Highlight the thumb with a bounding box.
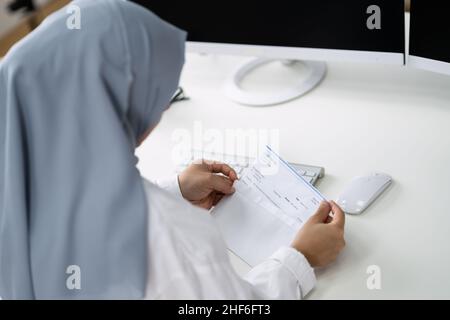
[310,201,331,223]
[208,174,235,195]
[330,201,345,229]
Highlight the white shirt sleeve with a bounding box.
[244,247,316,299]
[150,176,316,300]
[153,175,185,200]
[151,246,316,300]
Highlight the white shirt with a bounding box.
[143,177,316,300]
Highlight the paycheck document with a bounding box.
[212,146,326,267]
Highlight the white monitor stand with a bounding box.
[223,58,327,107]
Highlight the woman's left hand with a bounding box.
[178,161,238,210]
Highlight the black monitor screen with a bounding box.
[132,0,405,55]
[409,1,450,64]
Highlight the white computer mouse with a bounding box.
[336,173,392,215]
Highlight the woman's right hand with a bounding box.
[291,201,346,268]
[178,160,237,210]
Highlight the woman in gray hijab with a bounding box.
[0,0,345,299]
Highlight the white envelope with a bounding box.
[213,181,297,266]
[212,146,325,267]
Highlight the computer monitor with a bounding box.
[409,1,450,75]
[133,0,405,105]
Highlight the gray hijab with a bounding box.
[0,0,186,299]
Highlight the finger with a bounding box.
[310,201,331,223]
[192,197,214,210]
[330,201,345,229]
[209,174,236,194]
[205,161,238,181]
[212,193,225,206]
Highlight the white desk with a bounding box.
[137,51,450,299]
